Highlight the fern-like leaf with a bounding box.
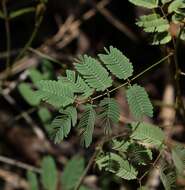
[59,106,77,127]
[36,80,75,108]
[152,32,172,45]
[75,74,94,98]
[131,122,165,147]
[127,143,153,165]
[160,163,176,190]
[49,115,71,143]
[172,145,185,174]
[126,84,153,119]
[75,55,112,91]
[98,46,133,80]
[61,70,94,98]
[136,14,169,33]
[112,139,130,153]
[78,105,96,147]
[128,0,158,8]
[48,106,77,143]
[168,0,185,14]
[96,152,138,180]
[98,98,120,134]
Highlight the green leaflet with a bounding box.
[75,55,112,91]
[27,171,39,190]
[41,156,57,190]
[161,0,172,4]
[9,7,35,19]
[37,107,52,124]
[65,70,94,98]
[112,139,130,153]
[49,106,77,143]
[128,0,159,8]
[60,106,78,127]
[136,14,169,33]
[96,152,138,180]
[36,80,75,108]
[172,145,185,174]
[152,32,172,45]
[127,143,153,165]
[136,14,171,45]
[160,163,176,190]
[98,46,133,80]
[29,68,44,86]
[18,83,41,106]
[126,84,153,119]
[62,156,84,190]
[131,122,165,147]
[98,98,120,134]
[168,0,185,14]
[172,13,185,23]
[78,105,96,147]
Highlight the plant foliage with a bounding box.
[96,152,138,180]
[98,46,133,80]
[98,97,120,134]
[62,156,85,190]
[126,85,153,119]
[41,156,57,190]
[131,122,164,147]
[78,105,96,147]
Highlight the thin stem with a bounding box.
[2,0,11,76]
[138,149,163,186]
[0,155,41,173]
[74,145,102,190]
[92,53,173,101]
[15,4,45,60]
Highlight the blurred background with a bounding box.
[0,0,185,189]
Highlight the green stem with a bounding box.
[92,53,173,101]
[15,4,45,61]
[74,144,102,190]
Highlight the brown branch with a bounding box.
[0,155,41,173]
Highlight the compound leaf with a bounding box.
[127,143,153,165]
[48,106,77,143]
[36,80,75,108]
[78,105,96,147]
[96,152,138,180]
[126,84,153,119]
[168,0,185,14]
[128,0,158,8]
[112,139,130,153]
[160,163,176,190]
[131,122,165,147]
[99,98,120,134]
[172,145,185,174]
[152,32,172,45]
[136,14,169,33]
[75,55,112,91]
[98,46,133,80]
